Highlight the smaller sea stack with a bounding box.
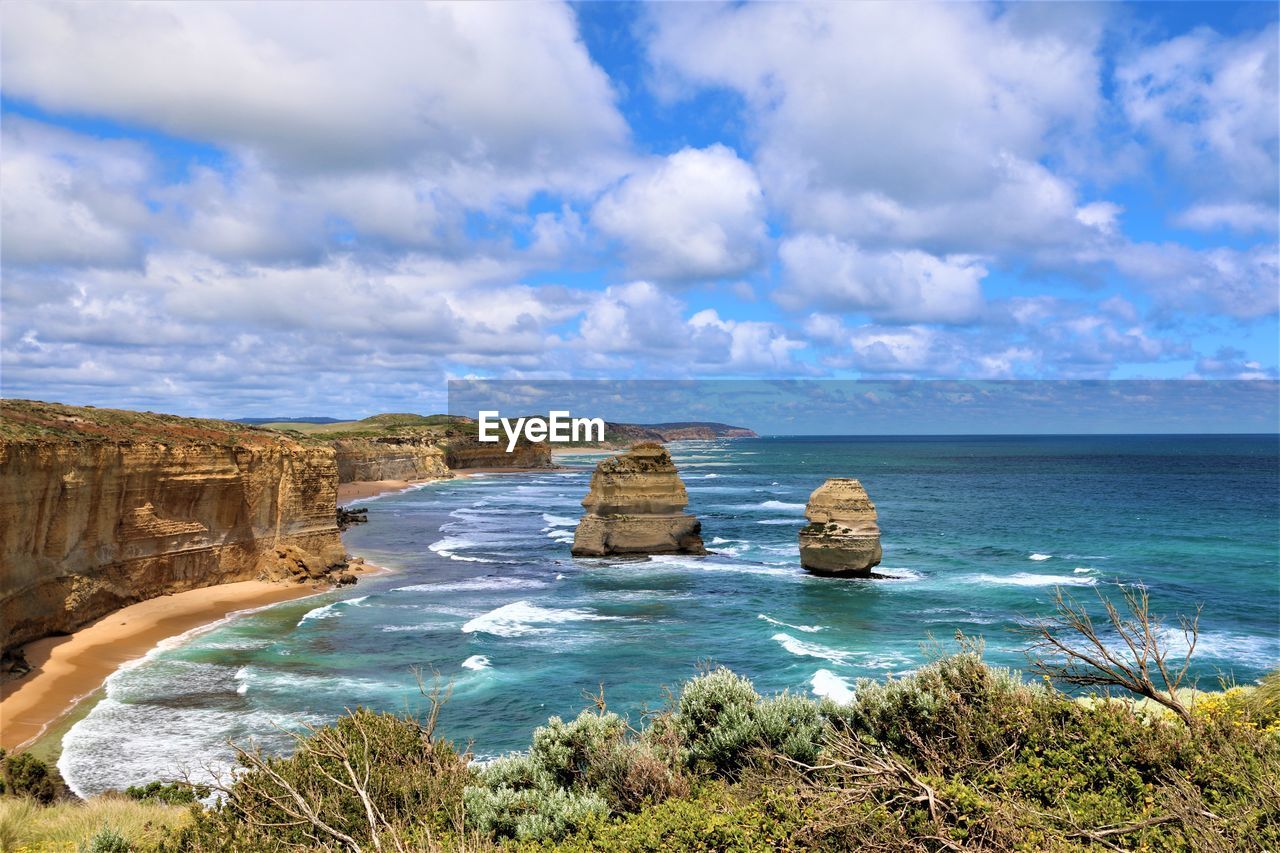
[798,478,882,576]
[571,443,706,557]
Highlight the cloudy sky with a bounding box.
[1,1,1277,417]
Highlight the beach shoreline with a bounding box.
[0,564,386,755]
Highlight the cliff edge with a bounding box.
[571,443,706,557]
[0,400,347,653]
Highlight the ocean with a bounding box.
[59,435,1280,796]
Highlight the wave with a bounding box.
[542,514,578,527]
[462,655,492,671]
[461,600,627,638]
[392,577,547,594]
[811,669,855,703]
[756,500,805,511]
[758,614,822,633]
[757,518,801,525]
[876,568,925,581]
[1029,553,1052,561]
[296,596,368,627]
[1073,566,1094,574]
[966,572,1096,587]
[647,555,795,577]
[771,632,853,666]
[1155,627,1280,667]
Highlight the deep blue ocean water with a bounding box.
[60,435,1280,795]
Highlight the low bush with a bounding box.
[170,706,471,851]
[122,781,208,806]
[17,632,1270,851]
[0,749,66,804]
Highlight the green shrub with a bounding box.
[174,707,471,850]
[80,825,132,852]
[520,781,814,852]
[464,784,609,842]
[676,667,762,772]
[1,749,62,804]
[529,710,627,790]
[676,668,825,773]
[122,781,208,805]
[480,753,555,791]
[754,692,825,766]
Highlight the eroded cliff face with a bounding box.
[0,401,346,652]
[571,443,706,557]
[443,437,554,470]
[798,478,883,576]
[331,436,451,483]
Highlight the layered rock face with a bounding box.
[0,401,346,652]
[443,436,553,470]
[571,443,706,557]
[331,436,451,483]
[798,478,883,576]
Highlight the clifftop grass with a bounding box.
[0,399,292,446]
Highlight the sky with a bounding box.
[0,1,1277,419]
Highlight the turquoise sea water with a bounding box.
[60,435,1280,796]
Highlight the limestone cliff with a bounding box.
[443,436,554,470]
[571,443,706,557]
[798,478,883,576]
[0,400,346,653]
[331,436,451,483]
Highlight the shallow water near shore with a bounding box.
[60,435,1280,796]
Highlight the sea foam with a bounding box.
[758,614,823,633]
[771,633,853,665]
[461,601,626,638]
[810,669,855,703]
[967,572,1096,587]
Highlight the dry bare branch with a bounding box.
[1022,586,1199,725]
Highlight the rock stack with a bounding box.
[571,443,707,557]
[798,478,882,576]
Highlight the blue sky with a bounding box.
[0,1,1276,418]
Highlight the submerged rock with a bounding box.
[571,443,707,557]
[798,478,882,576]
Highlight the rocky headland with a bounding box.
[798,478,883,576]
[0,400,349,655]
[571,443,706,557]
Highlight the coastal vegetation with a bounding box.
[3,593,1278,851]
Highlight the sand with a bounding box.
[0,580,331,752]
[337,478,412,503]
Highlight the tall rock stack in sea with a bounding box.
[798,478,883,576]
[571,443,707,557]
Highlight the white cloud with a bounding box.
[777,234,986,324]
[687,309,805,372]
[0,118,153,266]
[1090,241,1280,320]
[576,281,689,354]
[1,2,632,200]
[573,282,803,373]
[647,3,1104,251]
[592,145,766,281]
[808,296,1190,378]
[1117,24,1278,203]
[1191,347,1276,380]
[1173,202,1276,234]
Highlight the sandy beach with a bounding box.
[338,478,413,503]
[0,580,332,752]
